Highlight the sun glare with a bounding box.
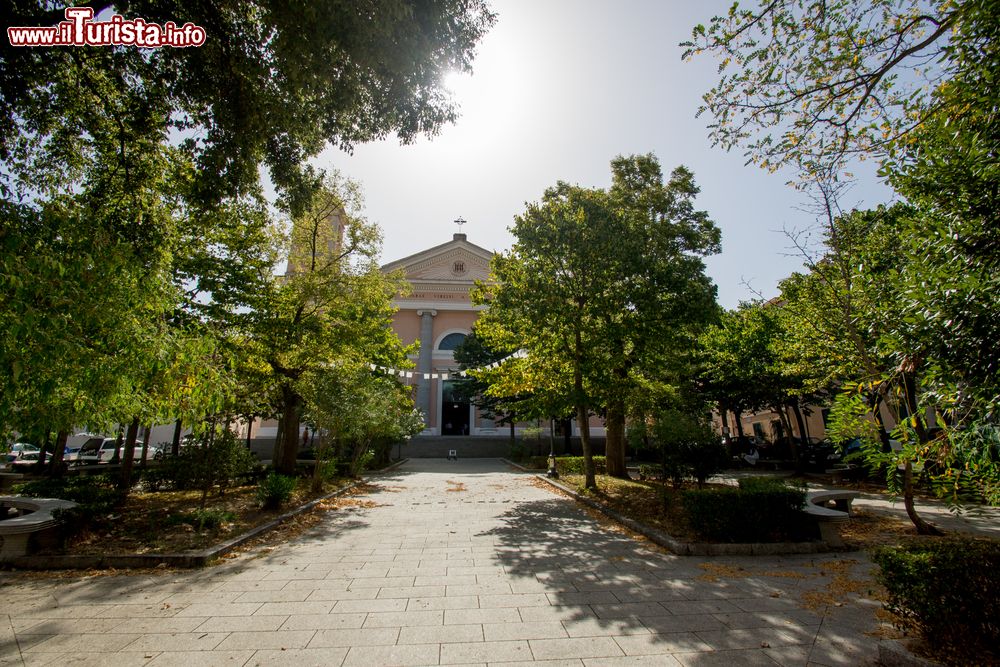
[442,69,469,93]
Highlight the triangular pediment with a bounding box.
[382,235,494,283]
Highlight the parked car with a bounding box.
[61,444,82,463]
[76,437,146,465]
[9,450,41,470]
[799,437,843,471]
[4,442,39,463]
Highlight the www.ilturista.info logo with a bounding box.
[7,7,206,48]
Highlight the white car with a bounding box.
[4,442,39,463]
[77,438,145,465]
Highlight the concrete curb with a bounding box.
[877,639,941,666]
[535,474,839,557]
[5,480,363,571]
[499,458,536,472]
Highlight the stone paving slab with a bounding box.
[1,458,887,665]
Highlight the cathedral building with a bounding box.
[381,231,500,436]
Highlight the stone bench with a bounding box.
[0,496,78,559]
[802,490,859,547]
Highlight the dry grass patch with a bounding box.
[41,479,357,557]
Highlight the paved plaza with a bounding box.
[2,459,886,666]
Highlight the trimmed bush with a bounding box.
[256,472,297,510]
[553,456,606,475]
[871,539,1000,654]
[13,473,122,517]
[682,478,810,542]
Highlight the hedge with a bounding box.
[523,456,606,475]
[871,539,1000,653]
[681,477,811,542]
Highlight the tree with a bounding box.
[687,0,1000,530]
[475,155,720,488]
[1,1,494,469]
[2,1,496,211]
[452,329,523,446]
[301,363,422,478]
[682,0,985,174]
[243,174,411,475]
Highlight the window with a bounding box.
[438,333,467,351]
[452,260,465,274]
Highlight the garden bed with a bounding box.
[541,472,939,554]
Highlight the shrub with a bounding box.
[508,439,526,462]
[871,539,1000,654]
[682,479,810,542]
[14,474,122,517]
[637,464,664,481]
[152,430,260,492]
[256,472,297,510]
[653,411,728,487]
[553,456,606,475]
[526,456,550,470]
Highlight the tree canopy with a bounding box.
[474,154,720,487]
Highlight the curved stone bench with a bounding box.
[0,496,78,559]
[803,490,859,547]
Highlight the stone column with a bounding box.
[416,309,437,428]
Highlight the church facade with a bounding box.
[381,232,502,436]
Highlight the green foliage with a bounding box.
[256,473,298,511]
[553,456,606,476]
[683,0,966,173]
[155,429,260,492]
[508,440,527,462]
[301,361,422,477]
[14,474,122,517]
[526,456,550,470]
[681,480,809,542]
[872,539,1000,654]
[636,464,664,481]
[475,154,721,485]
[651,410,727,487]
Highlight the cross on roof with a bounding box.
[454,217,466,232]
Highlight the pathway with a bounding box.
[1,459,886,666]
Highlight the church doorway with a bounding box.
[441,381,470,436]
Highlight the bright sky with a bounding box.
[316,0,895,309]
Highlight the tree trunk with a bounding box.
[118,417,140,493]
[140,424,151,468]
[903,459,942,535]
[508,419,515,448]
[278,384,302,475]
[604,401,628,478]
[246,415,255,450]
[272,413,284,466]
[788,400,807,471]
[34,430,50,474]
[171,418,182,457]
[563,418,572,455]
[200,419,216,509]
[733,410,745,437]
[899,368,943,536]
[577,403,595,489]
[48,431,67,477]
[720,406,731,443]
[111,424,125,463]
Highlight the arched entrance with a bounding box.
[441,380,470,435]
